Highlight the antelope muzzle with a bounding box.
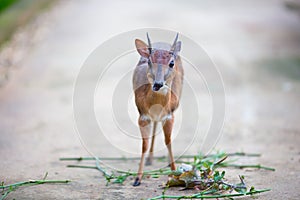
[152,82,163,91]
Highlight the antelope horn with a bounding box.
[171,33,179,52]
[146,32,152,54]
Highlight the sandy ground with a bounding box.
[0,0,300,199]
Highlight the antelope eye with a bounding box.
[169,60,174,68]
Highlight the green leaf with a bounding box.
[151,174,160,178]
[250,186,255,192]
[221,171,225,178]
[113,174,130,184]
[234,186,247,194]
[213,171,223,182]
[203,162,210,169]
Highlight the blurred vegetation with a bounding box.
[262,57,300,80]
[285,0,300,13]
[0,0,54,48]
[0,0,18,13]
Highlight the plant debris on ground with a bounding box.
[60,151,274,199]
[0,172,70,200]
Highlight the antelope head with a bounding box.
[135,33,181,94]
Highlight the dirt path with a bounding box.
[0,0,300,199]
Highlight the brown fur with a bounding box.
[132,39,183,186]
[134,57,183,114]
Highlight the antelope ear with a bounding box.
[135,39,150,58]
[174,41,181,55]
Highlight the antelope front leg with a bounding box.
[163,115,176,170]
[133,116,151,186]
[146,122,157,166]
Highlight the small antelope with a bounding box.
[132,33,183,186]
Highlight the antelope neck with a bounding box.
[147,84,171,105]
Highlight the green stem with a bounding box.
[67,164,97,169]
[67,157,114,179]
[94,157,112,178]
[219,163,275,171]
[226,152,261,157]
[1,179,70,200]
[67,165,172,176]
[1,190,11,200]
[148,188,271,200]
[149,189,217,200]
[116,168,170,174]
[0,180,70,189]
[59,152,261,161]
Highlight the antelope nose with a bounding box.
[153,82,163,91]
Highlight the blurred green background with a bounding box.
[0,0,53,48]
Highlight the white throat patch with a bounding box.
[153,85,169,96]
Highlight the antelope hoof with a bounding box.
[133,177,141,186]
[145,157,152,166]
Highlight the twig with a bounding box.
[0,179,70,189]
[94,157,112,178]
[66,164,172,176]
[42,172,48,180]
[148,188,271,199]
[59,152,261,161]
[151,189,218,200]
[1,190,10,200]
[211,155,228,170]
[67,164,97,169]
[0,179,70,200]
[219,163,275,171]
[220,180,246,189]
